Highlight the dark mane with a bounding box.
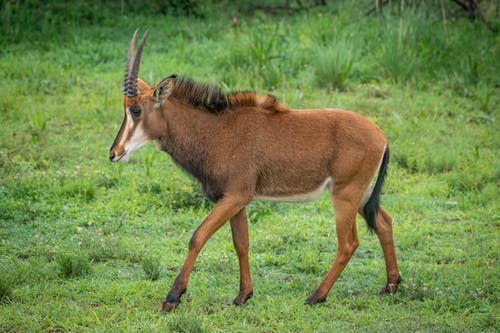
[230,92,290,113]
[169,76,290,114]
[170,76,228,114]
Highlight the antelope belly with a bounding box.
[255,177,332,203]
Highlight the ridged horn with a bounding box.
[124,29,149,98]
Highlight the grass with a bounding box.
[0,0,499,331]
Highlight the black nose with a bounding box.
[109,152,115,161]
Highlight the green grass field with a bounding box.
[0,1,499,331]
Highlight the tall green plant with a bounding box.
[313,37,358,91]
[377,12,425,83]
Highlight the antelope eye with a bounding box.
[130,105,141,118]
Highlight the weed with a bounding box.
[247,201,273,223]
[0,258,56,303]
[30,111,47,144]
[60,180,97,202]
[0,273,13,303]
[249,24,280,69]
[167,314,204,333]
[142,255,161,281]
[165,182,209,211]
[56,253,92,279]
[313,39,356,91]
[474,83,494,114]
[377,13,424,83]
[143,151,157,178]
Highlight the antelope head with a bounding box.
[109,29,173,162]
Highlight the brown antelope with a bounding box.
[109,30,401,312]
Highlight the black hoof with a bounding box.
[379,275,402,296]
[305,293,326,306]
[162,300,179,312]
[233,290,253,306]
[162,288,186,312]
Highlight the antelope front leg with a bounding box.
[162,194,250,312]
[230,208,253,305]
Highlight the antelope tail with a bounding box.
[363,146,390,231]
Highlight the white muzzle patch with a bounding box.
[115,110,151,162]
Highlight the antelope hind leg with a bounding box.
[374,207,402,295]
[306,189,360,305]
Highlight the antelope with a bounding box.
[109,29,401,312]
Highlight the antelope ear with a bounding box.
[153,75,177,102]
[137,78,151,94]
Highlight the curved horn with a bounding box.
[124,29,138,97]
[124,29,148,98]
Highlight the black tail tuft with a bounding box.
[363,146,390,232]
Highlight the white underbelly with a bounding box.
[255,177,332,203]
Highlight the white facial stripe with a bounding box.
[114,107,151,162]
[115,108,132,150]
[124,124,150,154]
[126,107,134,127]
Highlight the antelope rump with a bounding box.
[109,29,401,312]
